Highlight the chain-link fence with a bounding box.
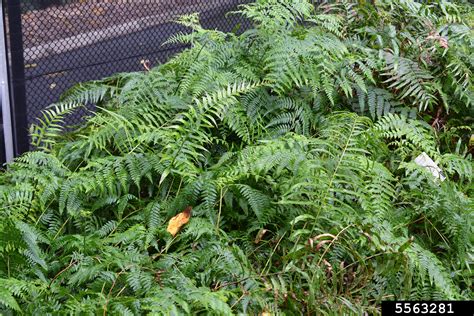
[2,0,252,159]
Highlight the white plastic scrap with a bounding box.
[414,152,446,181]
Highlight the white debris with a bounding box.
[414,152,446,181]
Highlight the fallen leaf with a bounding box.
[308,233,337,249]
[438,37,448,48]
[316,239,332,251]
[167,206,192,237]
[314,233,337,240]
[322,259,332,277]
[254,229,268,244]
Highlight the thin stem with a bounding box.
[317,224,352,266]
[216,187,224,234]
[53,217,70,241]
[261,231,287,277]
[49,259,76,288]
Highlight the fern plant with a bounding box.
[0,0,472,315]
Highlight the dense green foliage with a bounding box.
[1,0,473,314]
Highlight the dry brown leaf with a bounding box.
[308,233,337,249]
[166,206,192,237]
[315,239,332,251]
[314,233,337,240]
[254,229,268,244]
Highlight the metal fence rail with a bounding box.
[1,0,252,162]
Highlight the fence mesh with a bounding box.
[10,0,252,139]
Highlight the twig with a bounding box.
[215,187,225,235]
[103,267,131,316]
[49,258,76,288]
[431,106,443,129]
[260,231,287,277]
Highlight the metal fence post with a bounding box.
[3,0,29,159]
[0,1,13,162]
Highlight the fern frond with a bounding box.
[375,113,439,159]
[382,53,439,112]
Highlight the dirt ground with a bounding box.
[21,0,229,48]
